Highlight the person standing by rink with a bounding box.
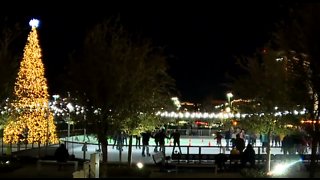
[141,130,152,157]
[171,129,182,154]
[112,130,118,149]
[215,130,223,147]
[82,142,88,160]
[225,128,232,151]
[235,134,245,154]
[158,128,169,153]
[153,129,160,152]
[116,131,125,151]
[135,134,141,149]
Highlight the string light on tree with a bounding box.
[3,19,58,144]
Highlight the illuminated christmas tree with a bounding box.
[3,19,58,144]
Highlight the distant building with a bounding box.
[180,102,199,112]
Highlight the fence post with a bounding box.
[187,146,190,163]
[199,147,201,164]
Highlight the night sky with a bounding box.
[4,1,292,103]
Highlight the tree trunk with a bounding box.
[1,137,4,155]
[100,138,108,163]
[99,136,108,178]
[119,141,122,162]
[266,130,271,173]
[37,143,41,158]
[100,162,108,178]
[128,135,133,167]
[309,134,318,178]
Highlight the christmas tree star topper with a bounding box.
[29,19,39,28]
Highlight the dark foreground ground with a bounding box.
[1,146,320,178]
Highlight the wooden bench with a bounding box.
[152,152,176,173]
[171,154,217,174]
[171,153,274,173]
[37,159,78,171]
[174,162,218,174]
[171,153,216,163]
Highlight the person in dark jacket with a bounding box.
[153,129,160,152]
[282,134,294,155]
[235,134,245,153]
[116,131,125,151]
[158,128,169,153]
[141,131,152,157]
[241,143,256,168]
[225,129,232,150]
[170,129,182,154]
[135,134,141,149]
[54,143,69,170]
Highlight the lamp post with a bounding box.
[226,92,234,127]
[66,102,74,154]
[53,94,60,102]
[226,92,233,108]
[83,114,86,142]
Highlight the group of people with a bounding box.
[213,128,256,170]
[215,132,256,170]
[217,127,312,170]
[112,131,128,151]
[110,128,183,157]
[137,128,182,157]
[281,133,310,155]
[215,143,256,171]
[223,128,247,151]
[54,126,312,172]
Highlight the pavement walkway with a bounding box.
[0,146,320,178]
[1,145,245,178]
[1,136,319,178]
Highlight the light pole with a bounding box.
[53,94,60,102]
[83,114,86,142]
[226,92,234,129]
[226,92,233,108]
[66,102,74,154]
